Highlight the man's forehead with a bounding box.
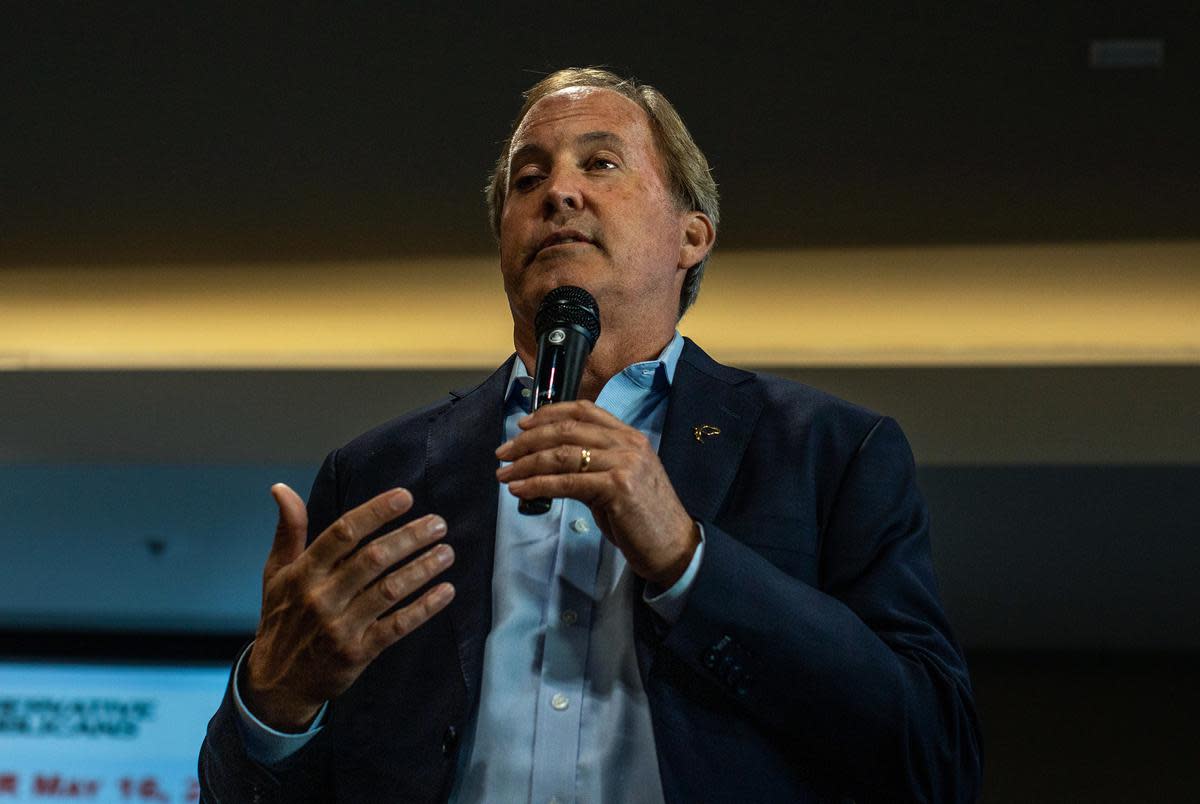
[510,86,650,151]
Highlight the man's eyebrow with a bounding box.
[508,141,548,168]
[575,131,626,150]
[508,131,628,170]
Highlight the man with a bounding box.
[200,67,982,802]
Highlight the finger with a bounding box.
[506,471,609,505]
[498,444,607,483]
[496,419,619,461]
[265,483,308,579]
[306,487,413,570]
[519,399,625,430]
[330,514,448,602]
[362,581,456,657]
[346,540,454,625]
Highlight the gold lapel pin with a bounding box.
[693,424,721,443]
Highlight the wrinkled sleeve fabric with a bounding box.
[231,642,328,765]
[198,450,343,803]
[661,417,983,802]
[642,524,705,625]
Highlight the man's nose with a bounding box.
[541,171,582,216]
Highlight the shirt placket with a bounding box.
[529,499,603,804]
[523,361,665,804]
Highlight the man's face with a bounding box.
[498,87,691,335]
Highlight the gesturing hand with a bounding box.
[495,400,699,588]
[243,484,456,732]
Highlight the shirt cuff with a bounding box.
[231,641,327,766]
[642,522,706,624]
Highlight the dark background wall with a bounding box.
[4,2,1198,263]
[3,3,1198,801]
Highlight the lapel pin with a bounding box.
[693,424,721,443]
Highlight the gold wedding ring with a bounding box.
[578,447,592,473]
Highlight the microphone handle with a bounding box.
[517,491,555,516]
[518,325,592,516]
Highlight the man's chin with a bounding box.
[520,261,604,299]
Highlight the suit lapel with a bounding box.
[635,339,763,679]
[659,339,762,522]
[426,357,512,707]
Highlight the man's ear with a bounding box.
[678,211,716,271]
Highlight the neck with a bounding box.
[514,326,675,403]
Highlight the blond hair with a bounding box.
[485,67,719,319]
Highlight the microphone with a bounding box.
[518,285,602,516]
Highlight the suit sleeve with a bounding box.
[660,417,983,802]
[198,451,343,803]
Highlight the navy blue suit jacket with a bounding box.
[200,339,982,802]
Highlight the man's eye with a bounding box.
[588,157,618,170]
[513,173,543,191]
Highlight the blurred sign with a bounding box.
[0,662,229,802]
[1088,38,1164,69]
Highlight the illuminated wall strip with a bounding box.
[1,241,1197,369]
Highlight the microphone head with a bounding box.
[534,286,601,347]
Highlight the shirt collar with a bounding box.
[504,331,684,411]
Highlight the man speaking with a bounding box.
[199,67,982,802]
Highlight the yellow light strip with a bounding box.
[1,241,1197,369]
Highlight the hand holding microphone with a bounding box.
[518,285,602,515]
[499,286,698,587]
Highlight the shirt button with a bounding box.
[571,518,590,533]
[521,387,532,398]
[550,693,569,711]
[561,609,578,626]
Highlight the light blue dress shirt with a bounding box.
[234,332,705,804]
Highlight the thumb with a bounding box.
[266,482,308,576]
